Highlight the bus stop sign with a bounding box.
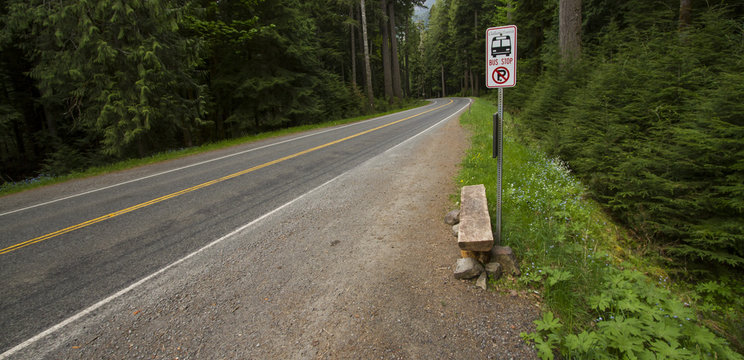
[486,25,517,88]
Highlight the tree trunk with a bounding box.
[136,137,146,157]
[404,47,410,97]
[679,0,692,30]
[388,1,403,100]
[470,69,474,96]
[474,10,478,40]
[474,69,479,97]
[559,0,582,62]
[464,58,469,96]
[182,126,193,148]
[350,5,357,88]
[473,10,478,96]
[216,108,225,140]
[360,0,374,110]
[12,118,26,158]
[441,64,446,97]
[38,88,57,138]
[380,0,393,103]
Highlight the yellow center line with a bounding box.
[0,99,455,255]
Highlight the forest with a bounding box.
[422,0,743,355]
[416,0,744,274]
[0,0,429,182]
[1,0,743,353]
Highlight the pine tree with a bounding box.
[360,0,375,109]
[7,0,206,157]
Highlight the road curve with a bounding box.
[0,97,471,355]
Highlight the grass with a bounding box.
[456,97,743,359]
[0,100,427,197]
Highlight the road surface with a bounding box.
[0,99,463,351]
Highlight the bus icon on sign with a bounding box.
[491,34,511,57]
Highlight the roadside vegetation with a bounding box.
[457,98,742,359]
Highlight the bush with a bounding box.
[458,97,742,359]
[517,6,744,273]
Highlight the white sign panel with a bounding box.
[486,25,517,88]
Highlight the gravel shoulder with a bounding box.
[13,109,539,359]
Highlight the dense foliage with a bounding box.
[0,0,424,183]
[518,2,744,275]
[461,97,743,360]
[424,0,743,356]
[418,0,744,275]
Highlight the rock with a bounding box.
[451,224,459,237]
[444,209,460,225]
[476,272,488,290]
[476,251,490,264]
[484,262,502,280]
[453,257,483,280]
[489,246,521,276]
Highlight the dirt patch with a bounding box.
[27,110,539,359]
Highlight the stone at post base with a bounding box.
[476,251,490,264]
[444,209,460,225]
[489,246,521,276]
[476,272,488,290]
[485,262,502,280]
[453,257,484,280]
[451,224,459,238]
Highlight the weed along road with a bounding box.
[0,98,475,357]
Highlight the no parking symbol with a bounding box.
[491,67,509,84]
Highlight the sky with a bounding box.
[413,0,436,23]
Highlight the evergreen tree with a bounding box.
[6,0,206,158]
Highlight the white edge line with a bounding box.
[0,100,440,217]
[384,98,472,154]
[0,98,464,359]
[0,172,345,360]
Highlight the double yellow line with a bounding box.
[0,99,454,255]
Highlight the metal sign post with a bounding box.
[486,25,517,245]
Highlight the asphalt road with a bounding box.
[0,97,471,355]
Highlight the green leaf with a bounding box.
[649,340,694,360]
[546,269,573,286]
[685,325,717,352]
[535,339,555,360]
[564,330,599,354]
[589,292,613,312]
[535,311,562,333]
